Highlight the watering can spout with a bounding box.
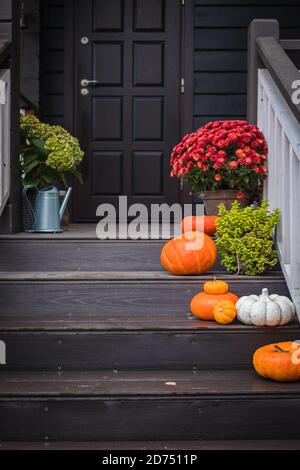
[60,187,72,221]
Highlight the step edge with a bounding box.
[1,393,300,400]
[0,271,286,282]
[1,326,299,333]
[1,440,300,450]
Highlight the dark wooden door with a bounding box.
[73,0,181,221]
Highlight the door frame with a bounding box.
[63,0,194,220]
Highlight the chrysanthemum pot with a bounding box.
[192,190,249,216]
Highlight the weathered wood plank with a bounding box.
[1,397,300,440]
[0,224,181,239]
[40,50,64,72]
[40,72,64,93]
[0,240,168,271]
[2,315,297,331]
[40,94,64,115]
[0,0,12,20]
[194,28,247,50]
[195,73,246,94]
[0,279,290,316]
[195,6,300,28]
[0,240,282,272]
[41,4,64,28]
[194,95,246,116]
[3,440,300,450]
[1,326,297,371]
[41,29,64,50]
[195,51,247,72]
[2,370,300,396]
[194,28,300,51]
[0,271,285,281]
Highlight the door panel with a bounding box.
[73,0,181,221]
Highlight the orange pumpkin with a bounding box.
[160,231,217,275]
[253,342,300,382]
[181,216,219,236]
[191,290,239,320]
[204,277,228,295]
[213,300,237,324]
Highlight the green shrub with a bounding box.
[215,201,280,275]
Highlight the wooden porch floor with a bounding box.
[0,224,182,240]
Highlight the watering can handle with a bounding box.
[23,185,37,222]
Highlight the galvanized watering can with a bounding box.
[23,186,72,233]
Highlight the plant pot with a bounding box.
[193,190,249,216]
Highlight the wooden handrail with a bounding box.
[249,20,300,318]
[256,36,300,124]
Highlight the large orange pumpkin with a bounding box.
[253,342,300,382]
[160,231,217,275]
[181,216,219,236]
[191,288,239,320]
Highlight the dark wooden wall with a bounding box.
[194,0,300,129]
[20,0,40,109]
[39,0,300,130]
[0,0,11,40]
[40,0,64,125]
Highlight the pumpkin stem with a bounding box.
[274,345,290,353]
[213,276,217,282]
[261,288,270,298]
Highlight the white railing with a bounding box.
[258,68,300,317]
[0,68,10,216]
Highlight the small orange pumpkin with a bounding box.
[253,342,300,382]
[181,216,219,236]
[204,277,228,295]
[191,290,239,320]
[213,300,237,324]
[160,231,217,275]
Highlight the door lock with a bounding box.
[81,88,89,96]
[81,37,89,45]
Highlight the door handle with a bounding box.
[80,79,100,87]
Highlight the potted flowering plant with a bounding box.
[20,114,84,230]
[20,114,84,187]
[170,120,268,215]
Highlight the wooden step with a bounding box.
[2,440,300,450]
[0,239,281,273]
[0,273,289,317]
[0,317,298,371]
[1,370,300,441]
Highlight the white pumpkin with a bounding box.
[236,288,295,326]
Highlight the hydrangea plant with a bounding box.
[215,201,280,275]
[20,114,84,187]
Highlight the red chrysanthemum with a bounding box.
[170,119,268,195]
